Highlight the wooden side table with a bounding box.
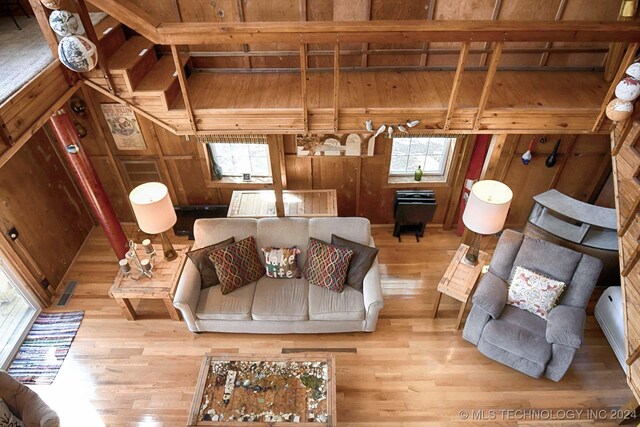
[432,243,489,330]
[109,243,190,321]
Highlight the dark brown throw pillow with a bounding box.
[186,237,235,289]
[331,234,379,293]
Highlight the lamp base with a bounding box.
[462,231,481,266]
[160,231,177,261]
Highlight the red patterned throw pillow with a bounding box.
[303,238,354,293]
[209,236,264,295]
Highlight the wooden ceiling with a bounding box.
[117,0,622,71]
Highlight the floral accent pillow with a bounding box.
[507,266,566,319]
[303,238,353,293]
[209,236,264,295]
[262,247,302,279]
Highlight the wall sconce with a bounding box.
[70,97,87,115]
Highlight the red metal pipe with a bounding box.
[48,109,129,260]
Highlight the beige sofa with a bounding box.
[173,217,383,333]
[0,371,59,427]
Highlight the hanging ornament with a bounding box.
[49,10,79,37]
[545,139,561,168]
[387,126,394,138]
[373,124,386,139]
[626,62,640,80]
[606,98,634,122]
[615,76,640,102]
[58,35,98,72]
[40,0,62,9]
[74,120,88,138]
[521,138,534,165]
[365,120,373,132]
[70,97,87,115]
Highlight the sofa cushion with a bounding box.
[186,237,235,289]
[195,283,256,320]
[512,236,582,285]
[309,217,370,246]
[209,236,264,295]
[507,266,565,319]
[257,218,310,265]
[331,234,378,293]
[251,277,309,321]
[304,238,353,293]
[262,247,302,279]
[309,284,365,321]
[481,316,552,366]
[194,218,257,248]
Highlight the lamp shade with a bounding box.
[129,182,176,234]
[462,180,513,235]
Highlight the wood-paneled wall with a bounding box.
[0,127,93,298]
[78,86,613,229]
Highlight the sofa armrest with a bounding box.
[174,259,201,332]
[471,272,508,319]
[546,305,586,349]
[363,237,383,332]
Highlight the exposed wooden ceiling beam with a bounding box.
[156,20,640,45]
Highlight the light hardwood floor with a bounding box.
[31,225,632,427]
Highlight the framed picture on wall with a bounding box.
[100,104,146,150]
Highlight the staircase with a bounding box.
[83,17,189,125]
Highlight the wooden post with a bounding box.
[268,136,285,217]
[73,0,115,93]
[300,43,309,133]
[474,42,503,130]
[171,45,197,133]
[333,44,340,132]
[444,42,470,131]
[48,109,128,259]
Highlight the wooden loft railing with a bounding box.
[6,0,638,140]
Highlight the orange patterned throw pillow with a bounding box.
[303,238,353,293]
[507,266,566,319]
[209,236,264,295]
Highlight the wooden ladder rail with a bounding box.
[73,0,116,94]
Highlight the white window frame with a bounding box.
[388,137,454,177]
[207,143,272,178]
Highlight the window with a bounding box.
[389,137,454,177]
[207,143,272,178]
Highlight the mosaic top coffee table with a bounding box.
[187,353,336,426]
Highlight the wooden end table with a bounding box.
[109,243,190,321]
[432,243,489,330]
[188,353,336,426]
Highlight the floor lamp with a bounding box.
[129,182,178,261]
[462,180,513,266]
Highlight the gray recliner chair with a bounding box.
[462,229,602,381]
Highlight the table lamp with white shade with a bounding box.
[129,182,178,261]
[462,180,513,266]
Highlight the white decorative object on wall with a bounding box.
[365,120,373,132]
[373,124,386,139]
[49,10,79,37]
[58,35,98,72]
[626,62,640,80]
[40,0,62,9]
[606,98,634,122]
[406,119,420,128]
[615,76,640,102]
